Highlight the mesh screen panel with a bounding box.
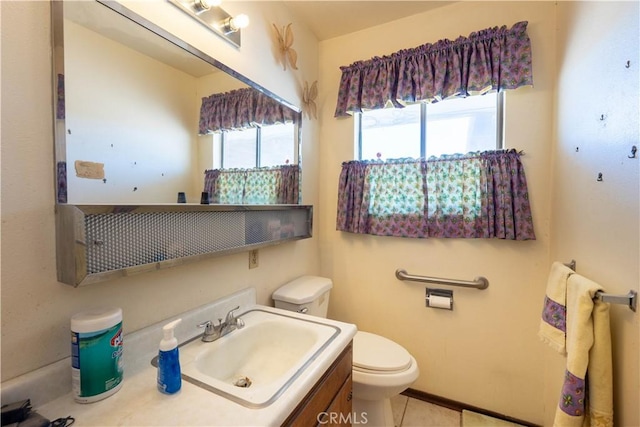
[85,209,308,274]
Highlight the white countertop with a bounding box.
[38,331,354,426]
[8,289,356,426]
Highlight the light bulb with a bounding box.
[230,14,249,30]
[221,13,250,34]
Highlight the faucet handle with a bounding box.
[198,319,223,342]
[224,306,240,323]
[197,320,215,334]
[197,319,222,335]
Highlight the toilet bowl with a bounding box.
[272,276,419,427]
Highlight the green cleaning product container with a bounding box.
[71,307,123,403]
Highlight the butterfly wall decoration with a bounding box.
[303,80,318,120]
[273,23,298,71]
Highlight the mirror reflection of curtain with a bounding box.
[57,74,65,120]
[199,87,296,134]
[205,169,244,204]
[204,165,300,205]
[200,87,299,204]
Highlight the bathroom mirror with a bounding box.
[53,0,302,205]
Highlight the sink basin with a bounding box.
[153,308,341,408]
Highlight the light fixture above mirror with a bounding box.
[193,0,221,13]
[168,0,249,48]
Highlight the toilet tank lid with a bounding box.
[273,276,333,304]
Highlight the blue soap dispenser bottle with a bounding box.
[157,318,182,394]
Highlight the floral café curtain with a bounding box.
[199,87,297,134]
[204,164,300,205]
[336,150,535,240]
[334,21,533,116]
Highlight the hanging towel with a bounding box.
[538,262,575,355]
[553,273,613,427]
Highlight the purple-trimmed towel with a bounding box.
[552,274,613,427]
[539,263,614,426]
[538,262,575,355]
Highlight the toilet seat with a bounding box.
[352,331,412,373]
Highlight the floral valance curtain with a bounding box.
[204,164,299,204]
[336,150,535,240]
[334,21,533,116]
[199,88,296,134]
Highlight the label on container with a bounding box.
[157,348,182,394]
[71,322,123,402]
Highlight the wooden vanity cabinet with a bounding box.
[282,342,353,427]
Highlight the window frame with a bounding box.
[355,92,505,160]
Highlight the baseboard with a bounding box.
[401,388,540,427]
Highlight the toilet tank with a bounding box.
[272,276,333,318]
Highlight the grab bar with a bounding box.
[564,260,637,312]
[395,269,489,290]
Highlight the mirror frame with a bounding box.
[52,0,303,205]
[51,0,312,287]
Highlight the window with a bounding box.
[221,122,296,169]
[356,92,504,160]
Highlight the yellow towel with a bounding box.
[538,262,575,355]
[553,274,613,427]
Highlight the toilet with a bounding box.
[272,276,419,427]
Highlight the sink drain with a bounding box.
[233,377,252,388]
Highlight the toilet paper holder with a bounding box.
[426,288,453,310]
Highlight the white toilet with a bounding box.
[272,276,419,427]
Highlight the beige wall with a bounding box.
[0,0,320,381]
[550,2,639,426]
[318,1,638,425]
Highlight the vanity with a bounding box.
[17,288,356,426]
[284,343,353,426]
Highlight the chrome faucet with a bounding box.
[197,306,245,342]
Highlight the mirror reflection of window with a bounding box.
[221,123,295,168]
[261,122,295,167]
[222,129,257,169]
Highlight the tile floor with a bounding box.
[391,394,461,427]
[390,395,526,427]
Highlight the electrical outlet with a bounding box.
[249,250,259,269]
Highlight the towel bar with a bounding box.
[564,260,637,312]
[395,269,489,290]
[595,290,637,312]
